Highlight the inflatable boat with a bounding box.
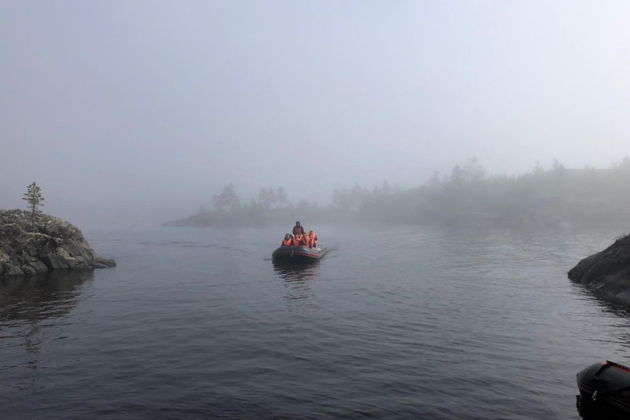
[272,245,327,262]
[576,361,630,419]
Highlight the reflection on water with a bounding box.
[0,270,93,324]
[596,294,630,317]
[273,260,321,301]
[0,270,93,390]
[569,280,630,317]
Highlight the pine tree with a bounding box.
[22,182,44,231]
[213,184,241,212]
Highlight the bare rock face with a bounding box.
[568,235,630,302]
[0,210,115,277]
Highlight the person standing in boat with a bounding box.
[292,221,305,236]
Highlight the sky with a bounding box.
[1,0,629,227]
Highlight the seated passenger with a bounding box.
[281,233,294,247]
[307,230,318,248]
[294,233,307,247]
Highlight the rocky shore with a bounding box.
[0,210,115,277]
[568,234,630,302]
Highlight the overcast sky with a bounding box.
[2,1,629,226]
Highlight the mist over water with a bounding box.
[2,1,630,226]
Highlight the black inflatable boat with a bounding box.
[272,245,327,262]
[576,361,630,419]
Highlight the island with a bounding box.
[0,209,115,277]
[568,234,630,303]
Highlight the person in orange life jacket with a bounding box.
[292,221,305,236]
[281,233,294,247]
[294,233,307,247]
[304,231,312,248]
[307,230,318,248]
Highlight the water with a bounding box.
[1,224,629,419]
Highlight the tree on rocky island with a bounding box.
[275,187,289,208]
[22,182,44,231]
[258,186,290,209]
[213,184,241,212]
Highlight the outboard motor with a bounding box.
[576,361,630,419]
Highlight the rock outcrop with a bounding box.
[0,210,115,277]
[568,234,630,302]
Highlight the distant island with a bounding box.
[0,209,116,277]
[167,159,630,229]
[569,234,630,304]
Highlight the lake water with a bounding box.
[2,224,630,419]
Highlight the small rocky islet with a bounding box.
[568,234,630,303]
[0,209,115,277]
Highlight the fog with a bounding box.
[2,1,629,228]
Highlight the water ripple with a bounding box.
[2,226,628,419]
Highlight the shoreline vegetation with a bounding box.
[166,158,630,230]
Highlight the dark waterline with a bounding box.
[1,224,629,419]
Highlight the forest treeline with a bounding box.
[360,158,630,228]
[166,158,630,228]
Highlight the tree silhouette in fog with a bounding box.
[213,184,241,212]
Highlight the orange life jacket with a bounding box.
[295,234,306,246]
[306,231,317,247]
[282,238,293,246]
